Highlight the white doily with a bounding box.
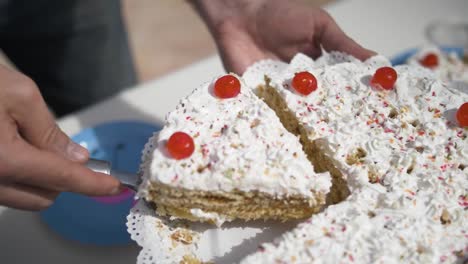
[127,199,302,264]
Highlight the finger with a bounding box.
[318,13,376,61]
[300,42,323,60]
[0,183,58,211]
[217,38,264,75]
[10,139,121,196]
[0,67,88,162]
[216,22,277,74]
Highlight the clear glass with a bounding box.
[426,20,468,48]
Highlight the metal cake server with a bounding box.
[86,158,138,191]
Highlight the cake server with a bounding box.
[86,158,138,191]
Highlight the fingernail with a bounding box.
[67,142,89,162]
[110,184,125,195]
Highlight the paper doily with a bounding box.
[127,199,304,263]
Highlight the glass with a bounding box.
[426,20,468,48]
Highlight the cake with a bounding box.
[137,74,331,225]
[238,53,468,263]
[134,51,467,263]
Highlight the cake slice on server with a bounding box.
[137,74,331,225]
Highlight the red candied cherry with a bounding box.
[214,75,241,98]
[456,102,468,127]
[370,67,398,90]
[166,132,194,160]
[292,71,318,95]
[419,53,439,68]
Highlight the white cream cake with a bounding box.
[137,74,331,225]
[239,52,468,263]
[135,51,467,262]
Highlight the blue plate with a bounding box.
[41,120,160,245]
[391,46,464,66]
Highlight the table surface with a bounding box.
[1,0,467,263]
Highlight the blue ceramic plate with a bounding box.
[390,46,464,66]
[41,120,160,245]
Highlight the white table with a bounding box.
[0,0,466,263]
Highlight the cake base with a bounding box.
[147,183,325,224]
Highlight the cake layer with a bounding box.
[147,182,325,226]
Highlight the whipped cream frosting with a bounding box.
[138,75,331,201]
[241,52,468,263]
[189,208,227,227]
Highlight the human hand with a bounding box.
[0,65,121,211]
[192,0,375,74]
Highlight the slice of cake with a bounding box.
[137,74,331,225]
[239,53,467,263]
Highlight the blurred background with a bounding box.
[0,0,330,82]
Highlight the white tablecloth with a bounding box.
[0,0,466,263]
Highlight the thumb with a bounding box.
[5,75,88,162]
[37,124,90,163]
[20,113,89,163]
[214,21,272,75]
[11,140,121,196]
[318,11,376,61]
